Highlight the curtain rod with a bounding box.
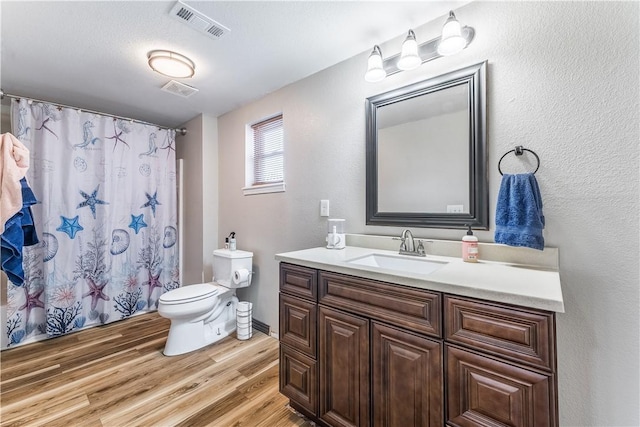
[0,89,187,136]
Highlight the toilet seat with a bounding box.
[159,283,218,305]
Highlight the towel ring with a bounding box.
[498,146,540,176]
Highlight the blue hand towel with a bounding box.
[1,178,39,286]
[19,178,39,247]
[494,173,545,250]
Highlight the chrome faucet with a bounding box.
[398,229,428,257]
[401,229,415,253]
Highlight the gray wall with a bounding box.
[216,2,639,425]
[201,114,219,283]
[176,113,219,285]
[176,115,203,285]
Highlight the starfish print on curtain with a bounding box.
[82,278,110,311]
[77,185,109,219]
[57,215,84,239]
[141,191,161,218]
[105,119,131,152]
[18,285,44,325]
[129,214,147,234]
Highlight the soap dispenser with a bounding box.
[462,225,478,263]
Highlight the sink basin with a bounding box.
[347,253,447,275]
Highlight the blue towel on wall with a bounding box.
[494,173,545,250]
[1,178,39,286]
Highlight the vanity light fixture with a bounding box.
[147,50,195,79]
[437,11,466,56]
[397,30,421,71]
[364,11,474,82]
[364,45,387,83]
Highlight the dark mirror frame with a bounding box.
[365,61,488,229]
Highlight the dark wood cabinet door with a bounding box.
[280,345,318,416]
[372,322,443,427]
[446,345,555,427]
[319,306,370,427]
[280,293,317,358]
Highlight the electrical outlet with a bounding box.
[320,200,330,217]
[447,204,464,213]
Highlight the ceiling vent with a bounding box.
[161,80,199,98]
[169,1,230,39]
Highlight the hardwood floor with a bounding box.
[0,312,313,427]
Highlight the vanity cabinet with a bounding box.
[279,264,319,416]
[278,262,558,427]
[444,295,557,427]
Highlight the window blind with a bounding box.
[251,115,284,185]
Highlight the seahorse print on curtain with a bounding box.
[6,99,179,346]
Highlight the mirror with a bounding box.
[366,61,487,229]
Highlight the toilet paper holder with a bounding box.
[233,268,253,285]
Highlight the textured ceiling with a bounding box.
[1,1,468,128]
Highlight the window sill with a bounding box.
[242,182,286,196]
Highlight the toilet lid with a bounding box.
[159,283,219,305]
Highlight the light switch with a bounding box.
[320,200,330,217]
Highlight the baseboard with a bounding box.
[252,318,270,335]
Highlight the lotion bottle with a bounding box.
[462,225,478,263]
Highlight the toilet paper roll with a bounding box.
[237,301,252,312]
[233,268,250,285]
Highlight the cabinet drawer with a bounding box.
[444,296,555,371]
[280,293,317,358]
[319,271,441,337]
[280,345,318,417]
[280,263,317,301]
[446,345,555,427]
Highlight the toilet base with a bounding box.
[163,294,239,356]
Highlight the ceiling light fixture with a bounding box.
[397,30,421,71]
[147,50,195,79]
[364,11,474,82]
[364,45,387,83]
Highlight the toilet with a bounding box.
[158,249,253,356]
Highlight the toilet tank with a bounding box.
[213,249,253,288]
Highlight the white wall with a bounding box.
[216,2,639,425]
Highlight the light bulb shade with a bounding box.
[437,11,467,56]
[364,45,386,82]
[397,30,421,71]
[148,50,195,78]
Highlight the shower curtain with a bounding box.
[5,99,179,346]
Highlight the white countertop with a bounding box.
[275,246,564,313]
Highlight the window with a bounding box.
[243,114,285,195]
